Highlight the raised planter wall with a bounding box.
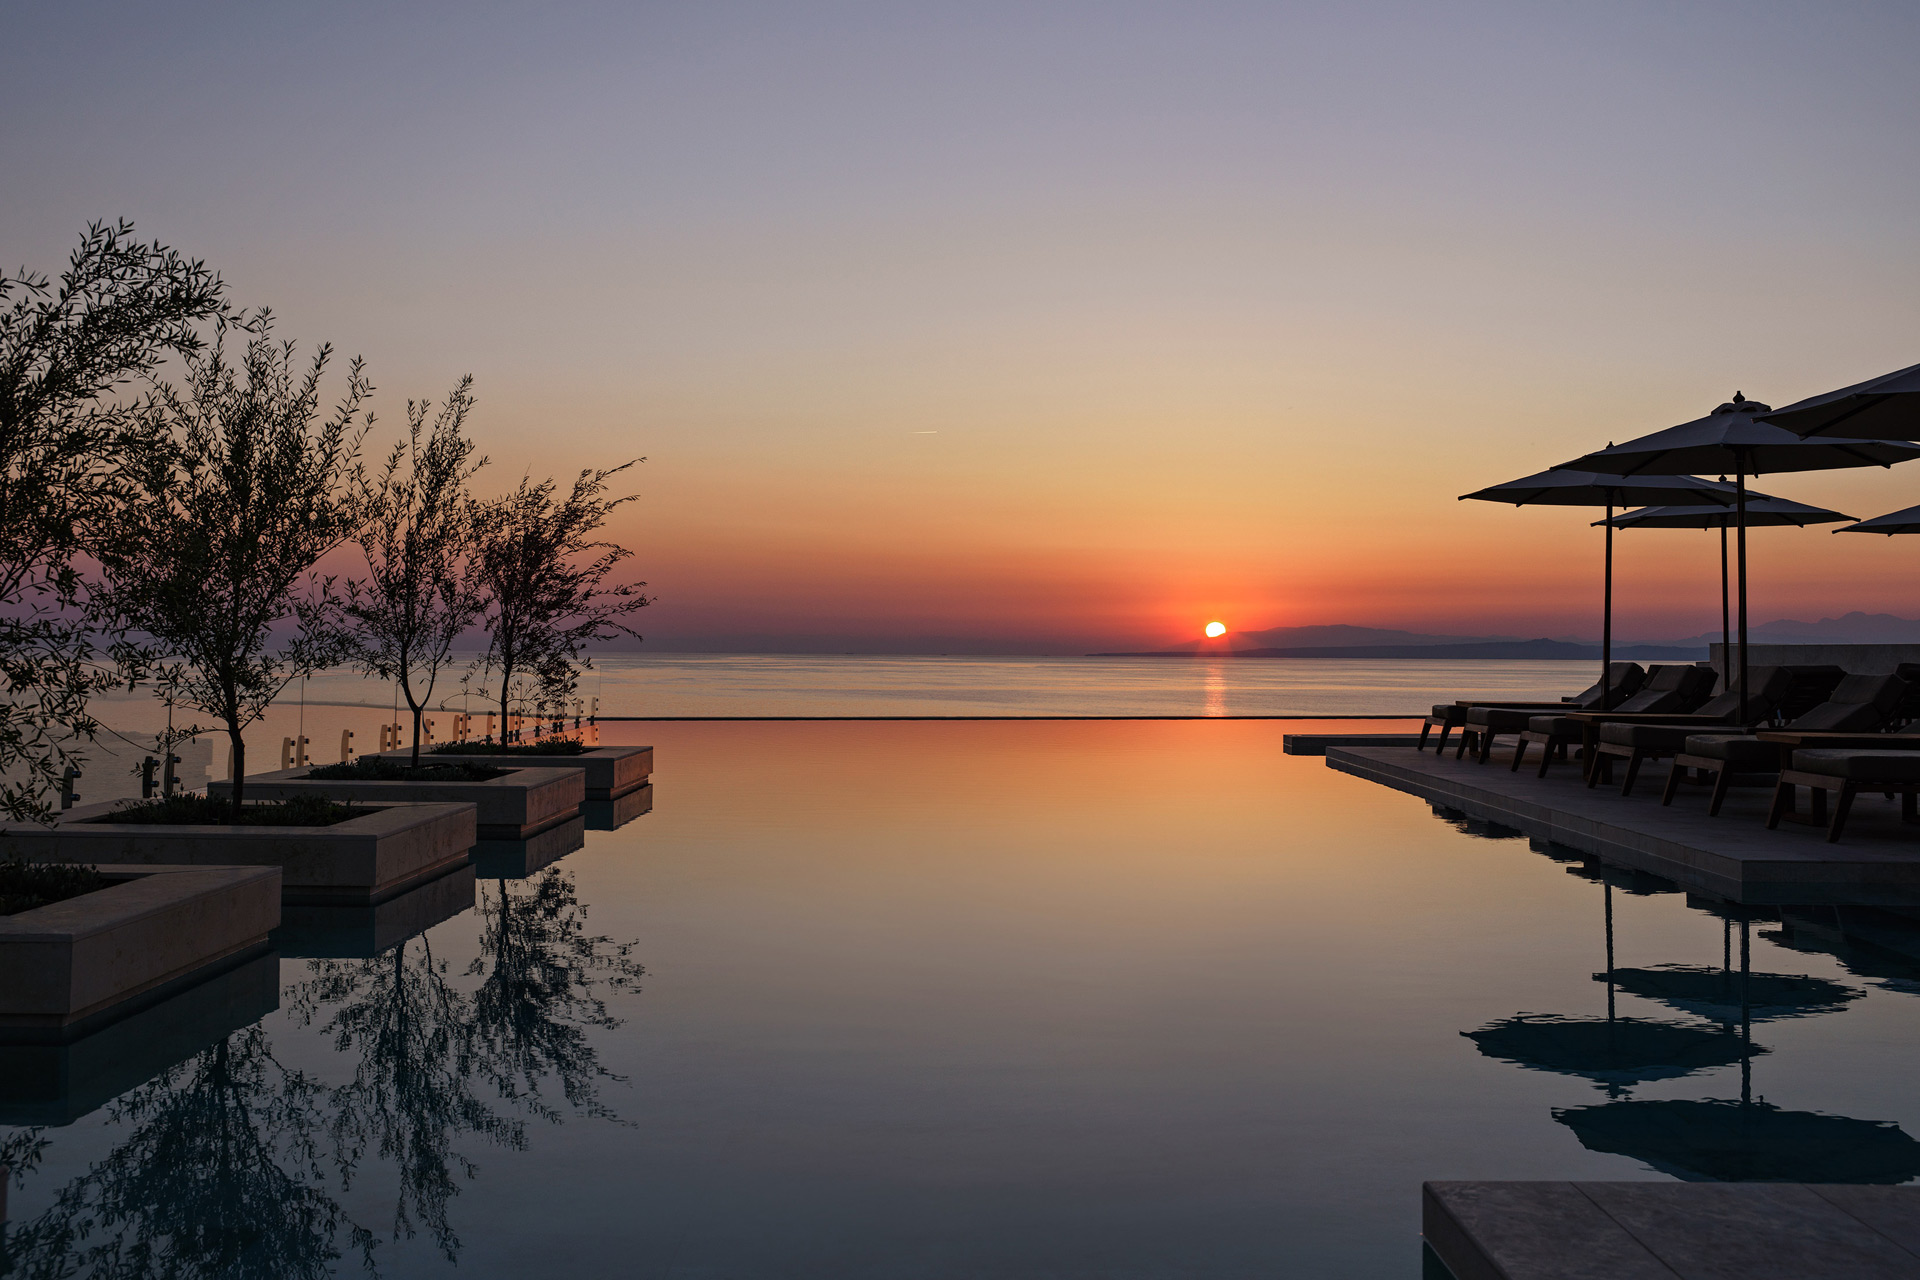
[0,802,477,904]
[0,865,280,1041]
[378,744,652,800]
[214,765,583,839]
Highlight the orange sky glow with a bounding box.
[11,5,1920,652]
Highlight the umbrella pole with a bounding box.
[1728,525,1743,694]
[1737,473,1749,721]
[1603,504,1614,710]
[1603,877,1615,1022]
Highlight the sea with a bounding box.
[93,653,1600,723]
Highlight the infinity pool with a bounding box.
[6,721,1920,1278]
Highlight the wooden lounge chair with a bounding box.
[1663,673,1912,816]
[1582,667,1792,796]
[1453,664,1646,764]
[1768,748,1920,842]
[1512,664,1715,777]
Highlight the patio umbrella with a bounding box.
[1762,360,1920,441]
[1597,493,1855,694]
[1836,502,1920,536]
[1459,470,1739,709]
[1553,394,1920,717]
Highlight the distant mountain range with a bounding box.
[1089,613,1920,659]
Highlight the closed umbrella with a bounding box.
[1554,394,1920,716]
[1459,471,1738,708]
[1762,360,1920,441]
[1597,493,1855,694]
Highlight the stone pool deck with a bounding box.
[1426,1181,1920,1279]
[1326,744,1920,905]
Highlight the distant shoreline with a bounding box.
[1088,641,1708,661]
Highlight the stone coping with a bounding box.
[0,949,280,1124]
[1426,1181,1920,1279]
[1327,745,1920,905]
[0,864,280,1039]
[1,801,477,905]
[213,764,583,839]
[376,743,652,800]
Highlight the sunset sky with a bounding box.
[8,2,1920,652]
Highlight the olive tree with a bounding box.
[343,376,487,767]
[91,314,369,814]
[0,220,223,821]
[471,464,648,740]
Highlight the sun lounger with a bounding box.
[1769,748,1920,842]
[1512,664,1714,777]
[1663,673,1911,815]
[1447,664,1647,763]
[1581,666,1794,795]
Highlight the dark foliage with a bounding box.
[306,756,503,782]
[429,737,593,757]
[0,858,107,915]
[472,465,648,740]
[0,220,224,822]
[344,379,488,768]
[90,313,370,817]
[103,793,360,827]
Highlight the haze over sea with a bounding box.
[94,655,1593,723]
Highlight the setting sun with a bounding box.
[1204,621,1227,638]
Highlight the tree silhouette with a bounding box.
[91,313,370,814]
[344,379,488,767]
[0,220,224,822]
[472,465,648,740]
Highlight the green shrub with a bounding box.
[100,793,361,827]
[430,737,593,756]
[306,756,503,782]
[0,859,109,915]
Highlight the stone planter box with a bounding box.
[0,949,279,1124]
[1,802,476,904]
[379,743,652,800]
[0,865,280,1042]
[276,862,476,959]
[585,781,653,831]
[216,764,584,839]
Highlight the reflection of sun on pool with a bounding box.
[1204,621,1227,638]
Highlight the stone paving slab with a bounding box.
[1426,1181,1920,1279]
[1328,745,1920,904]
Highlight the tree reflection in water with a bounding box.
[467,869,647,1122]
[1,1027,376,1279]
[1,868,643,1278]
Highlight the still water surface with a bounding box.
[7,721,1919,1277]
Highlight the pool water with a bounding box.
[6,721,1920,1278]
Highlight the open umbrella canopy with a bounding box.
[1554,394,1920,477]
[1836,503,1920,536]
[1555,1098,1920,1183]
[1462,1013,1760,1090]
[1763,361,1920,441]
[1459,470,1736,507]
[1597,497,1853,530]
[1594,965,1861,1023]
